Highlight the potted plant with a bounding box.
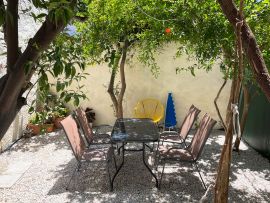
[52,104,69,129]
[85,107,95,127]
[27,112,43,135]
[27,111,55,135]
[42,111,55,133]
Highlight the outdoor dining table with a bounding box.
[110,118,159,190]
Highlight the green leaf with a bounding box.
[35,13,47,19]
[73,97,80,106]
[70,67,76,78]
[190,67,195,76]
[65,63,72,78]
[53,61,63,77]
[0,7,5,26]
[56,81,62,92]
[28,106,34,114]
[60,92,65,99]
[64,95,71,103]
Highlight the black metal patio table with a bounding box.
[110,118,159,190]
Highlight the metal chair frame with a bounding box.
[61,115,117,191]
[160,104,201,147]
[157,114,217,190]
[73,107,111,146]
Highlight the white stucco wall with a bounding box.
[67,43,231,128]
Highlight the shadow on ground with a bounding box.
[1,130,269,202]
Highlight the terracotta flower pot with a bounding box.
[42,124,55,133]
[54,117,65,129]
[27,123,41,135]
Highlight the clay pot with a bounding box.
[54,117,65,129]
[27,123,41,135]
[43,124,55,133]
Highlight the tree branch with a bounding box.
[214,78,227,131]
[0,0,6,43]
[117,40,128,118]
[215,1,249,202]
[6,0,19,71]
[218,0,270,102]
[0,1,77,124]
[107,54,120,117]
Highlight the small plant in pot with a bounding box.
[42,111,55,133]
[27,111,55,135]
[27,112,43,135]
[52,104,69,129]
[85,107,95,127]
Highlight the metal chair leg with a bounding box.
[193,162,207,190]
[158,162,166,189]
[145,143,154,152]
[106,159,114,192]
[154,150,161,170]
[66,162,81,190]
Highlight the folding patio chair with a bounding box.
[157,114,216,190]
[160,104,201,148]
[60,115,117,190]
[74,107,111,145]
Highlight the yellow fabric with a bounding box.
[134,98,164,123]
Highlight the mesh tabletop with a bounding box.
[111,118,159,142]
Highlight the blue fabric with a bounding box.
[64,24,77,36]
[165,93,177,128]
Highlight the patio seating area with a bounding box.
[0,128,269,202]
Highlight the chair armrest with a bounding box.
[159,131,179,137]
[93,124,112,135]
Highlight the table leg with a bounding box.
[110,142,125,191]
[142,143,159,188]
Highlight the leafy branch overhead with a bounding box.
[33,32,88,108]
[0,0,88,140]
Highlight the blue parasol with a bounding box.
[165,93,177,129]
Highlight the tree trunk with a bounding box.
[107,41,129,119]
[6,1,19,71]
[214,116,234,203]
[215,48,240,202]
[231,1,245,152]
[214,78,227,131]
[214,1,270,201]
[233,85,250,151]
[218,0,270,102]
[225,73,237,126]
[240,85,250,134]
[107,53,120,117]
[117,40,128,118]
[0,1,77,141]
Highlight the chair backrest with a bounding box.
[74,107,94,145]
[134,98,164,123]
[187,113,216,161]
[179,105,201,140]
[60,115,86,161]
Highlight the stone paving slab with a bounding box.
[0,160,32,188]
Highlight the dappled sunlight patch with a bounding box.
[238,141,249,151]
[231,169,270,201]
[0,130,269,202]
[207,134,226,146]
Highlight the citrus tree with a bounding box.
[0,0,87,140]
[76,0,180,118]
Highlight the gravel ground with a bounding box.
[0,129,269,203]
